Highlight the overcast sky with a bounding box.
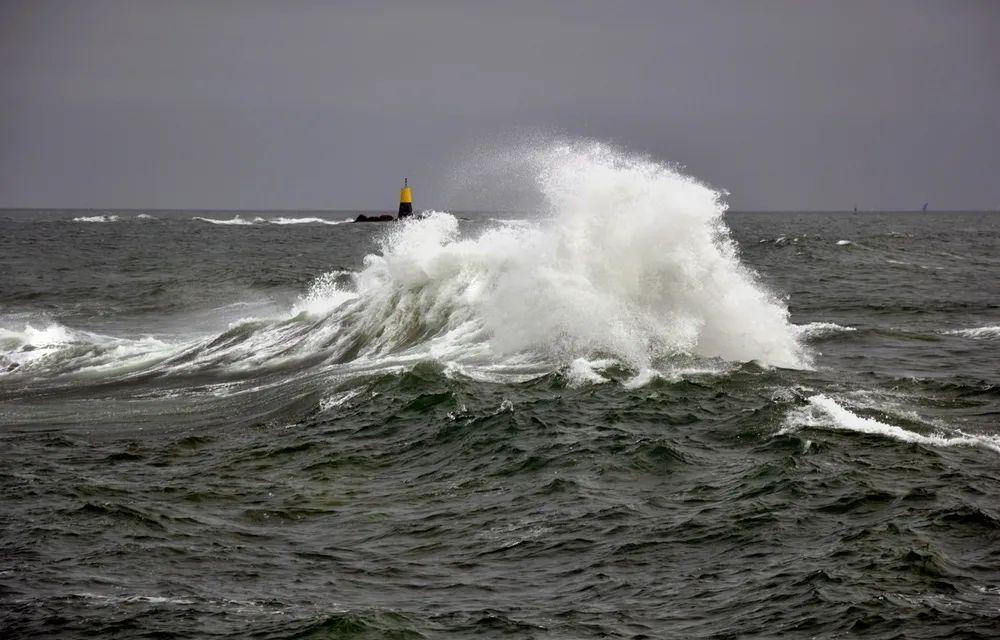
[1,0,997,211]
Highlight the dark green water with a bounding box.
[1,208,998,639]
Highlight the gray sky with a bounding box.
[1,0,997,211]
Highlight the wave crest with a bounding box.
[0,322,171,376]
[192,216,350,226]
[300,140,806,371]
[9,140,808,384]
[73,215,120,223]
[782,394,1000,454]
[945,325,1000,339]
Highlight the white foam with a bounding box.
[0,322,74,350]
[294,140,807,373]
[617,362,732,389]
[193,215,350,226]
[782,394,1000,454]
[836,239,852,246]
[945,325,1000,339]
[73,592,195,606]
[192,216,261,225]
[795,322,857,339]
[623,368,660,389]
[72,215,119,223]
[0,322,173,375]
[267,216,350,225]
[566,358,611,386]
[319,388,365,412]
[292,271,358,316]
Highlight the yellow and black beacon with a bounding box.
[398,178,413,218]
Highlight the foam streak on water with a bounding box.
[193,215,351,226]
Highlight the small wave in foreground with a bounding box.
[782,394,1000,454]
[795,322,856,340]
[945,325,1000,339]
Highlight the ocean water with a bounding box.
[1,145,999,638]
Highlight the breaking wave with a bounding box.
[72,214,155,222]
[192,216,351,226]
[5,140,807,384]
[73,215,120,223]
[945,325,1000,339]
[192,216,257,226]
[268,217,352,225]
[255,140,808,378]
[782,394,1000,454]
[0,322,171,376]
[795,322,856,340]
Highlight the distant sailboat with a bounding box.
[922,202,929,212]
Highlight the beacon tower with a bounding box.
[398,179,413,217]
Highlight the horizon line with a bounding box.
[1,207,998,214]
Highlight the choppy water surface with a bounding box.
[2,146,999,638]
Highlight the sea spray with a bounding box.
[0,322,171,375]
[6,140,808,381]
[303,140,807,371]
